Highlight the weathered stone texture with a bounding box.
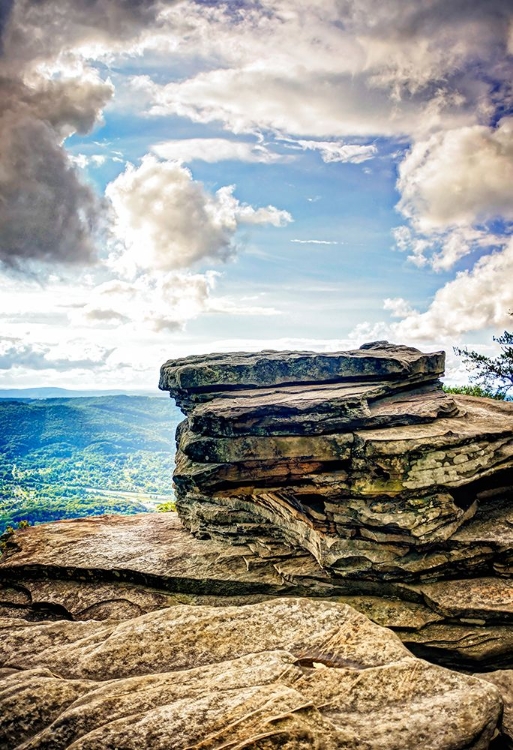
[0,599,503,749]
[159,342,513,582]
[1,340,512,747]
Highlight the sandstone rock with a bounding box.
[0,513,334,603]
[0,667,94,748]
[1,340,512,747]
[0,599,502,749]
[160,341,513,583]
[473,670,513,748]
[0,579,184,621]
[5,513,513,672]
[404,622,513,671]
[159,342,445,399]
[186,382,459,437]
[414,577,513,623]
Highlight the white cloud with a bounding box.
[383,298,416,319]
[205,298,282,317]
[0,337,113,371]
[72,270,283,334]
[291,239,340,245]
[290,139,377,163]
[106,156,292,272]
[151,138,283,164]
[70,153,108,169]
[73,272,216,332]
[141,0,511,139]
[397,118,513,232]
[393,225,508,271]
[388,239,513,340]
[145,66,468,140]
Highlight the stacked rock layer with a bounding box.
[160,342,513,582]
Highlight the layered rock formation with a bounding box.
[159,342,513,582]
[4,513,513,672]
[1,341,513,748]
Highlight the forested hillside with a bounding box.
[0,396,183,534]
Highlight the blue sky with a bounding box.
[0,0,512,389]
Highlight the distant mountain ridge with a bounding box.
[0,387,163,400]
[0,395,182,533]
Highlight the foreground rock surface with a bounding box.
[4,513,513,672]
[160,343,513,582]
[0,598,503,749]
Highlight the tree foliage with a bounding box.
[442,384,506,401]
[0,396,183,535]
[454,329,513,398]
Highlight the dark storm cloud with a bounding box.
[0,0,172,272]
[0,112,105,268]
[0,0,14,50]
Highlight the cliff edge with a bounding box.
[1,341,513,748]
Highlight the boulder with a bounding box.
[474,670,513,748]
[0,598,502,749]
[159,342,513,581]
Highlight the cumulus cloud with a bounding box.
[144,0,512,138]
[1,0,167,70]
[0,79,111,269]
[151,138,283,164]
[393,225,508,271]
[73,272,215,332]
[393,118,513,271]
[397,118,513,231]
[106,156,292,271]
[0,0,176,272]
[387,239,513,340]
[72,270,282,333]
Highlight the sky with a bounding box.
[0,0,512,390]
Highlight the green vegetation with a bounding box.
[156,500,177,512]
[454,328,513,399]
[442,384,506,400]
[0,395,183,534]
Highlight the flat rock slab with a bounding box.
[4,514,513,673]
[0,579,182,621]
[404,622,513,671]
[415,578,513,623]
[334,594,444,630]
[0,598,502,749]
[0,513,334,597]
[160,342,444,397]
[186,383,458,437]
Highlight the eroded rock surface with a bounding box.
[0,599,503,749]
[1,341,513,747]
[4,513,513,673]
[160,342,513,581]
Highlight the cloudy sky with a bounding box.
[1,0,512,390]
